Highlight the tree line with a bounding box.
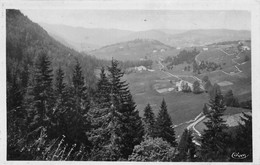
[7,53,174,160]
[164,48,200,70]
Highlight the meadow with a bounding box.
[196,49,227,63]
[197,70,251,102]
[124,71,209,127]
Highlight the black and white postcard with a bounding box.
[1,0,260,164]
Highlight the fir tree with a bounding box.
[90,59,144,160]
[143,103,155,137]
[155,99,177,147]
[49,67,68,138]
[108,59,144,159]
[88,101,122,160]
[29,52,54,130]
[7,70,23,113]
[72,59,89,114]
[7,67,27,160]
[202,103,208,115]
[177,129,196,161]
[186,129,196,161]
[193,80,201,94]
[54,67,66,99]
[200,94,230,161]
[234,112,252,161]
[95,67,111,108]
[223,90,239,107]
[69,60,91,147]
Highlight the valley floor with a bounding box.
[125,47,251,138]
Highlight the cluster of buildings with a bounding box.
[175,79,205,92]
[134,66,155,72]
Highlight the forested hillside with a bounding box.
[7,9,103,89]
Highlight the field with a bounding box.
[222,66,239,74]
[223,46,239,54]
[237,62,251,78]
[166,63,194,76]
[234,50,251,64]
[198,71,251,101]
[123,42,251,137]
[124,71,209,127]
[196,49,227,63]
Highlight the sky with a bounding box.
[21,10,251,31]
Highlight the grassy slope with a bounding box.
[195,43,251,102]
[198,71,251,101]
[90,39,179,61]
[124,71,209,125]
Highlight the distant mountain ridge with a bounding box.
[171,29,251,47]
[40,23,250,53]
[40,23,133,52]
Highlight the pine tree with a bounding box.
[200,94,230,161]
[48,67,68,138]
[202,103,208,115]
[29,52,54,130]
[193,80,201,94]
[54,67,66,99]
[88,101,122,160]
[95,67,111,108]
[7,70,23,113]
[90,59,144,160]
[186,130,196,161]
[72,60,89,114]
[108,59,144,159]
[155,99,177,147]
[143,103,155,137]
[68,60,92,146]
[7,67,27,160]
[177,129,196,161]
[223,90,239,107]
[234,112,252,161]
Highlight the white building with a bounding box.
[176,80,193,91]
[160,49,166,52]
[241,46,250,51]
[135,66,147,72]
[203,47,208,51]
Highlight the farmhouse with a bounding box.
[176,80,193,91]
[241,45,250,51]
[160,49,166,52]
[135,66,147,72]
[203,47,208,51]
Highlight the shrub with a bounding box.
[128,137,176,161]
